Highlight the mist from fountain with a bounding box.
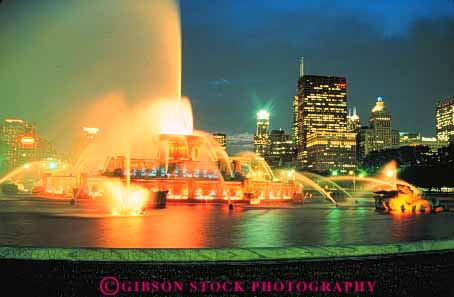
[301,171,352,199]
[293,172,337,205]
[329,176,395,191]
[0,160,70,188]
[231,152,275,181]
[0,163,39,185]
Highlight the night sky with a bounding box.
[1,0,454,153]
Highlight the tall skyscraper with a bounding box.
[347,107,361,133]
[306,131,356,173]
[265,129,294,168]
[292,57,304,146]
[436,97,454,142]
[357,97,400,162]
[212,133,226,147]
[254,110,271,157]
[0,118,37,168]
[295,73,348,169]
[0,118,56,169]
[292,95,299,145]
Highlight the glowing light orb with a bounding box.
[20,136,35,145]
[257,109,269,120]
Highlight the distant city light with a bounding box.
[23,163,30,169]
[20,136,35,145]
[331,170,339,176]
[83,127,100,134]
[48,162,58,170]
[421,137,437,142]
[5,118,24,124]
[257,109,270,120]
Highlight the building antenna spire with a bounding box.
[299,56,304,77]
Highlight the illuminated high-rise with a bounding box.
[0,118,37,168]
[265,129,294,168]
[295,73,349,169]
[254,110,271,157]
[347,107,361,133]
[399,132,447,154]
[436,97,454,142]
[213,133,226,147]
[357,97,400,162]
[306,131,356,173]
[292,95,299,144]
[0,118,56,169]
[292,57,305,147]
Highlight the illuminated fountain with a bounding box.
[329,161,444,214]
[24,94,308,216]
[1,0,445,220]
[91,111,301,205]
[373,161,433,214]
[0,0,337,214]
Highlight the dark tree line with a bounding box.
[360,143,454,190]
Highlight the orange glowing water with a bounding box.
[232,151,275,181]
[388,191,431,214]
[375,161,430,213]
[104,180,149,216]
[157,97,193,135]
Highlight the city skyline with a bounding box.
[0,94,450,157]
[0,0,454,154]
